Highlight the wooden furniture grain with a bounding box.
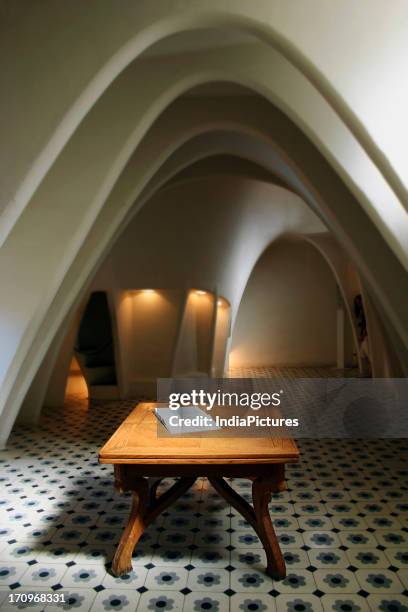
[99,403,299,579]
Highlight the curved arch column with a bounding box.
[3,3,407,244]
[1,97,407,445]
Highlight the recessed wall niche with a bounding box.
[117,288,230,397]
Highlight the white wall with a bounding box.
[230,238,353,368]
[92,177,325,389]
[117,289,182,395]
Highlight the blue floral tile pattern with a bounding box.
[0,367,407,611]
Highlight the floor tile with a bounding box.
[230,548,267,570]
[331,517,368,531]
[275,593,324,611]
[293,503,325,516]
[298,516,334,531]
[338,531,378,548]
[229,592,276,611]
[314,570,360,594]
[345,548,389,569]
[89,589,139,612]
[230,569,274,593]
[231,532,262,548]
[193,530,230,548]
[151,548,192,567]
[282,550,310,569]
[137,590,183,611]
[302,531,341,549]
[190,547,230,568]
[144,566,188,591]
[0,543,38,564]
[0,562,29,587]
[20,563,67,587]
[182,591,229,612]
[384,548,408,569]
[273,516,300,531]
[186,568,230,592]
[364,515,403,530]
[366,594,408,611]
[274,569,317,594]
[158,530,195,548]
[355,569,404,593]
[102,566,147,590]
[308,549,350,569]
[73,544,117,565]
[166,513,199,530]
[276,532,305,549]
[375,531,408,548]
[321,593,370,611]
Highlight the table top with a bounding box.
[99,403,299,465]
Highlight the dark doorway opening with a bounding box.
[75,292,117,390]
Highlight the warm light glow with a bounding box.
[217,296,230,309]
[65,357,88,400]
[127,289,159,297]
[195,290,207,296]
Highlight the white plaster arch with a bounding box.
[159,153,407,377]
[297,233,362,371]
[0,95,406,448]
[229,232,361,370]
[22,175,325,428]
[128,121,408,340]
[2,2,407,243]
[16,127,406,438]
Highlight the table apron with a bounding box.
[113,462,288,484]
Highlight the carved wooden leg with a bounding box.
[209,477,257,529]
[111,477,149,576]
[111,475,196,577]
[252,476,286,579]
[209,472,286,579]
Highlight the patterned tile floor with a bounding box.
[228,366,360,379]
[0,368,407,611]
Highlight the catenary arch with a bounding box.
[159,144,408,379]
[119,117,408,340]
[0,97,406,450]
[24,165,394,429]
[161,162,402,379]
[17,143,406,433]
[35,210,364,428]
[1,41,407,271]
[229,231,362,369]
[150,149,407,377]
[2,46,408,425]
[2,3,407,244]
[20,175,332,427]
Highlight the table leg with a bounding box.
[112,477,149,576]
[252,476,286,579]
[209,467,286,579]
[111,475,196,576]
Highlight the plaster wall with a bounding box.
[79,176,326,392]
[2,1,407,240]
[230,239,354,368]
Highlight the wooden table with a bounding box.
[99,403,299,579]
